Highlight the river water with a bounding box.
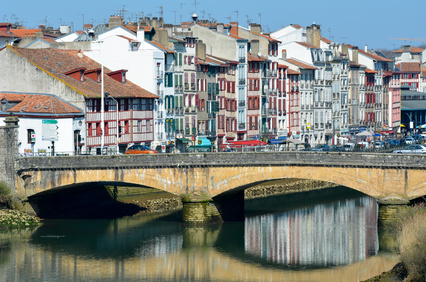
[0,187,399,281]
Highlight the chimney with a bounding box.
[250,39,260,56]
[196,40,206,61]
[35,32,44,39]
[152,17,159,29]
[403,45,411,52]
[230,22,238,37]
[281,49,287,60]
[352,46,359,64]
[249,23,262,35]
[306,23,321,48]
[109,15,123,28]
[364,44,368,52]
[153,29,169,48]
[217,23,224,34]
[137,28,145,42]
[341,43,348,55]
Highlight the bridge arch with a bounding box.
[17,162,426,204]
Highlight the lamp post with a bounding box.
[101,64,105,154]
[105,92,119,154]
[405,112,412,135]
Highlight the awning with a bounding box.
[177,138,191,143]
[268,139,285,144]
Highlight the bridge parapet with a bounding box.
[16,152,426,171]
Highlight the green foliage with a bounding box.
[0,181,14,209]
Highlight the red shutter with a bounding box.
[195,94,199,107]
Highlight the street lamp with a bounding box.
[105,92,119,154]
[404,112,413,135]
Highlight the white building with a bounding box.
[0,92,84,156]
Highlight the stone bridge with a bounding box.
[15,152,426,209]
[2,116,426,221]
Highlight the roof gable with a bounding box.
[7,46,157,99]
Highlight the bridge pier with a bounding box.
[181,190,245,223]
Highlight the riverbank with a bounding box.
[0,209,42,230]
[112,180,338,214]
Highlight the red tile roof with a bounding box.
[287,69,301,75]
[396,62,421,72]
[393,46,424,53]
[0,30,16,38]
[291,24,303,29]
[7,46,157,99]
[286,58,317,70]
[205,56,224,65]
[347,44,392,62]
[117,35,134,42]
[296,42,317,49]
[321,37,332,44]
[278,64,288,69]
[365,68,378,74]
[0,92,83,114]
[247,53,267,62]
[10,28,42,38]
[148,40,176,53]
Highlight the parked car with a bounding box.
[386,139,403,146]
[312,144,331,151]
[343,143,355,152]
[404,137,416,145]
[124,145,158,155]
[374,141,385,149]
[393,144,426,154]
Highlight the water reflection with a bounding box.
[244,196,378,267]
[0,188,398,282]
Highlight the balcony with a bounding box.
[156,71,164,79]
[156,91,164,99]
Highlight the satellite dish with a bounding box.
[258,52,261,57]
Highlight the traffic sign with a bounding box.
[42,120,58,141]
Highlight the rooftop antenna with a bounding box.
[225,15,232,23]
[258,13,261,26]
[200,10,206,19]
[193,0,199,13]
[246,15,252,26]
[119,5,127,20]
[172,10,177,25]
[82,14,84,29]
[158,6,164,18]
[232,10,239,24]
[180,3,186,23]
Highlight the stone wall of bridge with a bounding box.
[0,115,19,193]
[15,152,426,204]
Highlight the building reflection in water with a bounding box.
[244,196,378,267]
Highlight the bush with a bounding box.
[0,181,14,209]
[398,204,426,281]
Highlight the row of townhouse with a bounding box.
[2,15,426,153]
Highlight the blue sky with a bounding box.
[3,0,426,51]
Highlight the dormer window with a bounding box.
[84,68,102,83]
[64,67,87,82]
[107,70,128,83]
[185,38,195,48]
[130,41,141,51]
